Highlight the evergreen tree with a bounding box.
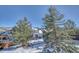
[64,19,76,35]
[43,6,79,53]
[12,17,32,47]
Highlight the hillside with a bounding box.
[0,27,12,32]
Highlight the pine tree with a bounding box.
[12,17,32,48]
[43,6,79,53]
[64,19,76,35]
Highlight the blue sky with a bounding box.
[0,5,79,27]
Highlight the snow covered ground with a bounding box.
[0,39,44,53]
[0,47,43,53]
[1,39,79,53]
[28,39,44,43]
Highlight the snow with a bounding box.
[28,39,44,43]
[39,30,43,34]
[0,47,43,53]
[0,39,44,53]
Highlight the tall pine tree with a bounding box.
[12,17,32,48]
[43,6,79,53]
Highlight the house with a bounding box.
[0,30,14,49]
[32,27,43,40]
